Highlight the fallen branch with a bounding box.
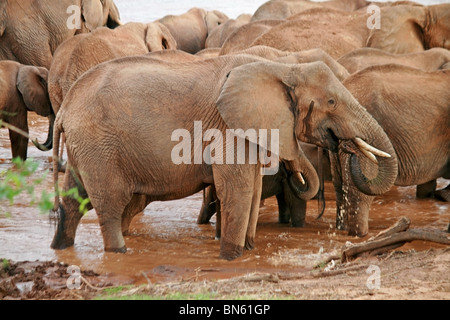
[342,217,450,262]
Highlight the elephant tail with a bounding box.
[52,119,62,213]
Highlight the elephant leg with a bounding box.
[288,198,307,228]
[81,170,133,253]
[435,184,450,202]
[215,198,221,240]
[331,150,373,237]
[245,167,263,250]
[121,194,151,236]
[9,128,29,160]
[7,113,29,160]
[197,186,217,224]
[329,151,347,230]
[213,164,261,260]
[416,180,437,199]
[276,192,291,224]
[281,178,307,227]
[51,167,90,250]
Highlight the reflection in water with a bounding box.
[1,114,449,284]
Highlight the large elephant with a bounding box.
[227,4,450,59]
[0,0,121,69]
[338,47,450,74]
[250,0,369,22]
[48,21,177,115]
[0,61,53,160]
[333,65,450,237]
[115,46,348,237]
[158,8,229,54]
[50,54,397,260]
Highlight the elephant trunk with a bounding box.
[340,109,398,196]
[284,152,320,201]
[32,113,54,151]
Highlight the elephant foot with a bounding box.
[105,246,127,253]
[50,235,74,250]
[347,229,368,238]
[435,185,450,202]
[245,237,254,250]
[416,180,437,199]
[219,241,243,261]
[291,220,305,228]
[58,161,67,173]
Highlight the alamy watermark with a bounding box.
[171,121,280,175]
[66,265,82,290]
[366,265,381,290]
[367,4,381,30]
[66,5,82,30]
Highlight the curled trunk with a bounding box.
[32,113,55,151]
[284,152,320,201]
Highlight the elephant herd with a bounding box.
[0,0,449,260]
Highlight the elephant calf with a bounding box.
[0,61,53,160]
[51,54,397,260]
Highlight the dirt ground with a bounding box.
[2,244,449,300]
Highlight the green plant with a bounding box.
[0,121,90,215]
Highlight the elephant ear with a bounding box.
[366,5,427,53]
[16,66,52,117]
[81,0,104,31]
[106,0,121,29]
[205,10,229,33]
[145,22,177,51]
[216,62,302,161]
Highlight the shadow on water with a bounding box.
[1,114,448,285]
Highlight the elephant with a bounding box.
[0,61,53,160]
[118,46,347,236]
[50,54,397,261]
[158,8,229,54]
[250,0,369,22]
[0,0,121,69]
[366,3,450,54]
[227,46,349,81]
[228,3,450,59]
[205,14,252,49]
[337,47,450,74]
[332,64,450,237]
[48,21,177,115]
[219,20,284,55]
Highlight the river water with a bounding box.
[0,0,449,285]
[113,0,449,22]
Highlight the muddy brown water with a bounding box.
[1,114,449,286]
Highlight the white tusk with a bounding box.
[295,171,306,185]
[359,148,378,164]
[354,137,391,159]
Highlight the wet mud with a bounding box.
[1,114,449,288]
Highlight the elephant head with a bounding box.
[367,3,450,53]
[16,65,54,153]
[81,0,121,32]
[216,61,398,197]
